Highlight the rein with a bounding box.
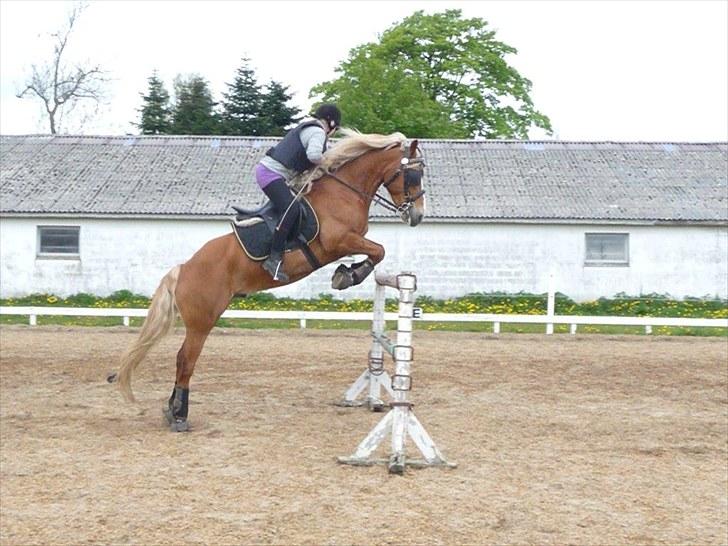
[324,170,403,214]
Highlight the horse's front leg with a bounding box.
[331,234,385,290]
[332,258,375,290]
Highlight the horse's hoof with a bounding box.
[170,419,190,432]
[163,407,189,432]
[331,265,353,290]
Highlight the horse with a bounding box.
[113,129,426,431]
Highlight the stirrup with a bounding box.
[263,253,289,282]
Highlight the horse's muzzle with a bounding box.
[404,207,424,227]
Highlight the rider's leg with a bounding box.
[262,178,301,282]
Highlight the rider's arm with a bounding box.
[299,125,327,165]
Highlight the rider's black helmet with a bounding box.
[314,103,341,130]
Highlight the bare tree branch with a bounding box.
[15,2,108,134]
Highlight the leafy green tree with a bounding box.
[259,80,301,136]
[136,70,171,134]
[311,9,552,139]
[171,75,220,135]
[220,58,264,136]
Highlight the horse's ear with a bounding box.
[409,139,418,158]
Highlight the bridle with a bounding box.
[324,146,426,216]
[381,155,426,214]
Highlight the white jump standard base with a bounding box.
[337,271,456,473]
[335,367,393,412]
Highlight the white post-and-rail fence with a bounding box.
[336,271,455,473]
[2,297,726,333]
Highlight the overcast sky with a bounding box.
[1,0,726,141]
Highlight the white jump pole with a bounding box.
[336,279,394,411]
[338,271,456,473]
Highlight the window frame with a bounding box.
[36,225,81,259]
[584,232,629,267]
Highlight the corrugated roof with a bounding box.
[1,135,726,222]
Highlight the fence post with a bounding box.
[546,273,555,335]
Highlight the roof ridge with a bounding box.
[1,134,725,146]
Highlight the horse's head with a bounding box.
[382,140,426,226]
[315,131,426,226]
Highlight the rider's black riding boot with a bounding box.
[261,179,299,283]
[262,249,288,282]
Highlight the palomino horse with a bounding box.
[114,130,426,431]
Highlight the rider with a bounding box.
[255,103,341,282]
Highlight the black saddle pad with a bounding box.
[230,197,319,261]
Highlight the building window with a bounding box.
[585,233,629,266]
[37,226,80,257]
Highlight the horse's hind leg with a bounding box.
[164,328,210,432]
[163,234,245,431]
[164,265,231,431]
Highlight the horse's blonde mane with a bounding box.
[320,128,406,172]
[292,128,407,193]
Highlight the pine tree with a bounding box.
[220,58,264,136]
[260,80,301,136]
[171,75,221,135]
[136,70,171,134]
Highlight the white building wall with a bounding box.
[1,217,726,301]
[367,221,728,301]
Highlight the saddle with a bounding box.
[230,197,321,268]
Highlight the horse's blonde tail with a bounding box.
[117,265,181,403]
